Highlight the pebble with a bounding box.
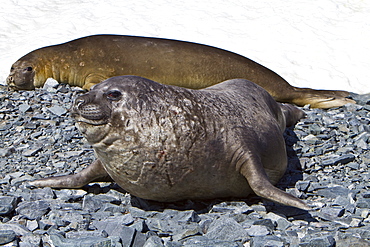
[250,235,285,247]
[0,196,18,215]
[0,230,16,245]
[204,216,249,242]
[246,225,270,237]
[47,105,68,116]
[0,85,369,246]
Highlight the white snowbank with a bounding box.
[1,0,369,93]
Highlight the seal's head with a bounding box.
[71,75,158,144]
[7,58,36,90]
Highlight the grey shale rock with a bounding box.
[43,78,60,89]
[47,105,68,116]
[50,234,112,247]
[246,225,270,237]
[0,196,19,215]
[303,235,336,247]
[144,235,164,247]
[204,216,249,242]
[0,230,16,245]
[16,200,50,220]
[250,235,285,247]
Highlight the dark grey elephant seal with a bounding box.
[7,34,354,108]
[30,75,310,210]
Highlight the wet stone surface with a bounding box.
[0,83,369,246]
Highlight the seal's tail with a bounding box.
[280,103,306,127]
[289,88,355,108]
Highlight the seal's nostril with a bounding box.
[75,97,86,107]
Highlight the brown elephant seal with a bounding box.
[7,34,353,108]
[29,75,310,210]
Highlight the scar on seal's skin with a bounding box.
[29,75,311,211]
[7,34,355,108]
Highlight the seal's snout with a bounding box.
[6,75,16,89]
[72,93,111,125]
[281,103,306,127]
[6,75,13,84]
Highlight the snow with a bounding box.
[1,0,369,93]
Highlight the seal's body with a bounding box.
[7,35,353,108]
[30,76,309,210]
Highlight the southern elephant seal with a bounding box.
[7,34,354,108]
[30,75,310,210]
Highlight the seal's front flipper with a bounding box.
[238,155,311,211]
[28,159,112,188]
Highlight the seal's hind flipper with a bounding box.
[237,154,311,211]
[28,159,112,188]
[290,88,356,109]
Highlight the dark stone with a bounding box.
[19,233,42,246]
[295,181,310,192]
[161,209,200,224]
[24,187,55,201]
[349,93,370,105]
[82,194,122,213]
[132,231,147,247]
[65,230,108,239]
[0,196,19,215]
[82,194,103,212]
[321,154,356,167]
[16,200,50,220]
[130,219,149,233]
[172,224,201,241]
[246,225,270,237]
[336,237,370,247]
[363,193,370,199]
[0,223,30,236]
[181,236,242,247]
[47,106,67,116]
[252,219,275,231]
[144,235,164,247]
[319,207,345,221]
[333,196,356,213]
[305,235,336,247]
[335,154,356,165]
[316,186,351,199]
[92,219,136,246]
[23,147,43,157]
[50,234,112,247]
[18,103,31,113]
[250,235,285,247]
[347,162,360,170]
[0,230,16,245]
[356,198,370,208]
[204,216,248,242]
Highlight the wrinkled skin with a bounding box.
[7,34,354,108]
[30,76,310,210]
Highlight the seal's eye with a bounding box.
[25,67,33,72]
[106,90,122,101]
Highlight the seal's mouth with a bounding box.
[71,96,111,126]
[72,114,109,126]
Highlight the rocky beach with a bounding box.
[0,81,369,246]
